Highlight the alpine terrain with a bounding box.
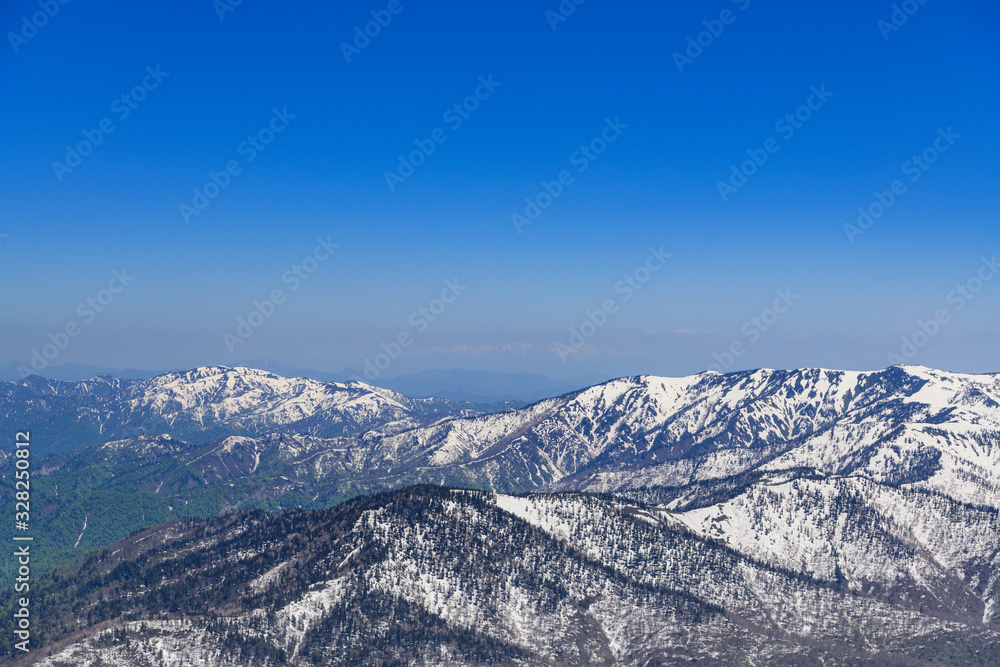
[1,364,998,664]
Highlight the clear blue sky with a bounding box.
[1,0,998,379]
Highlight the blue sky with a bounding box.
[1,0,998,379]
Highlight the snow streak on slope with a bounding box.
[666,476,1000,624]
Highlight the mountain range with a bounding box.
[0,360,605,404]
[0,366,523,458]
[1,364,998,664]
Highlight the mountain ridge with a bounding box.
[0,365,522,457]
[2,364,999,664]
[5,485,998,665]
[3,364,998,585]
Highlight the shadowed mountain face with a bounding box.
[1,365,998,664]
[4,486,997,665]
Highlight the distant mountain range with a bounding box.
[0,366,524,457]
[0,362,165,381]
[0,360,606,403]
[1,364,998,664]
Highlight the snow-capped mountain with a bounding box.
[0,365,515,456]
[330,365,1000,509]
[12,486,998,665]
[9,365,1000,568]
[3,364,999,664]
[113,365,461,435]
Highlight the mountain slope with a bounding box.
[5,486,997,666]
[546,367,1000,510]
[335,366,1000,508]
[665,475,1000,625]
